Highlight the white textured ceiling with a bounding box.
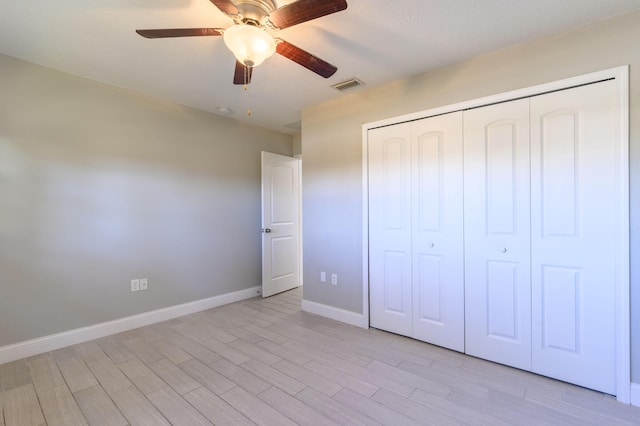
[1,0,640,134]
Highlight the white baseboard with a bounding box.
[301,299,367,329]
[0,286,260,365]
[631,383,640,407]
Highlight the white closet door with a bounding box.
[464,99,532,370]
[369,124,413,336]
[411,112,465,351]
[530,81,618,394]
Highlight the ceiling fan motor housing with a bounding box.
[234,0,278,24]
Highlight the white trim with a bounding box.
[631,383,640,407]
[0,286,260,365]
[301,299,367,328]
[614,66,631,404]
[362,125,370,329]
[294,154,304,287]
[361,66,630,403]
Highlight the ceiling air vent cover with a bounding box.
[331,77,364,91]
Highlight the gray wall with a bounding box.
[301,11,640,381]
[0,54,292,348]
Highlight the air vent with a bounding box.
[331,77,364,91]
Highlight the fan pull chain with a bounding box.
[244,84,252,116]
[244,65,252,116]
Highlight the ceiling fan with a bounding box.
[136,0,348,85]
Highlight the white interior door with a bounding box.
[261,152,300,298]
[368,124,413,336]
[464,99,532,370]
[530,81,618,394]
[411,112,465,351]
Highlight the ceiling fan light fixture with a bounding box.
[223,24,276,67]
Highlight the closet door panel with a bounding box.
[411,112,464,351]
[530,81,618,394]
[368,124,413,336]
[464,99,532,370]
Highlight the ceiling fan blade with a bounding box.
[275,39,337,78]
[233,61,253,85]
[136,28,224,38]
[209,0,240,17]
[267,0,347,29]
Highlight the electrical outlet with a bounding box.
[331,274,338,285]
[131,279,140,292]
[140,278,148,290]
[320,271,326,283]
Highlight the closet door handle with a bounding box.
[501,248,507,253]
[429,242,435,248]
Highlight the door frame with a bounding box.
[361,66,630,402]
[294,153,303,288]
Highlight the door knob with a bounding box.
[429,242,435,248]
[262,228,272,233]
[501,248,507,253]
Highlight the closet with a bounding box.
[367,78,622,395]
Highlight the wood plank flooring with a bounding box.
[1,287,639,425]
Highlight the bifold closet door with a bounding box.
[411,113,464,351]
[369,113,464,349]
[464,99,532,370]
[530,80,618,394]
[369,124,413,336]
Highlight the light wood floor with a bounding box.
[1,288,639,426]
